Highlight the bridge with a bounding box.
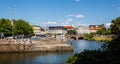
[67,34,84,40]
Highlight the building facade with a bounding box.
[32,25,41,35]
[76,24,104,34]
[76,25,92,34]
[47,26,67,35]
[89,24,104,30]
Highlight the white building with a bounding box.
[32,25,41,35]
[76,25,96,34]
[76,24,104,34]
[47,26,67,35]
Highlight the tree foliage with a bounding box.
[66,50,109,64]
[110,17,120,35]
[0,18,34,37]
[96,26,111,35]
[0,18,12,36]
[84,32,95,40]
[67,30,77,35]
[13,19,34,35]
[96,27,106,34]
[108,17,120,52]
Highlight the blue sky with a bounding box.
[0,0,120,27]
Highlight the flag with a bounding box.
[46,25,49,30]
[11,19,14,26]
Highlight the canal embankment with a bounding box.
[84,35,113,43]
[0,38,73,52]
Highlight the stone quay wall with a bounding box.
[31,45,73,52]
[0,44,73,52]
[0,39,73,52]
[0,44,32,52]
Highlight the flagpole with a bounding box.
[11,19,14,39]
[12,7,15,39]
[9,6,15,39]
[12,21,13,38]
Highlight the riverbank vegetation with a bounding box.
[84,24,112,42]
[84,33,113,42]
[66,17,120,64]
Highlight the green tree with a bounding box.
[104,29,111,35]
[0,18,34,37]
[13,19,34,36]
[108,16,120,52]
[110,17,120,35]
[84,32,95,40]
[66,50,108,64]
[0,18,12,36]
[96,27,111,35]
[67,30,77,35]
[96,27,106,34]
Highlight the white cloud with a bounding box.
[75,15,84,18]
[61,22,69,26]
[67,14,84,19]
[106,23,112,26]
[60,18,73,26]
[66,18,73,22]
[71,24,75,27]
[75,0,80,2]
[105,23,112,29]
[46,21,57,24]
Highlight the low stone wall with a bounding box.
[0,44,32,52]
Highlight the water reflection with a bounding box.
[69,40,103,53]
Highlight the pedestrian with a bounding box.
[29,39,33,49]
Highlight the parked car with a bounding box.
[6,36,13,39]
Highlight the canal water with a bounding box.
[0,40,103,64]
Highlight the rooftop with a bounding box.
[63,26,73,29]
